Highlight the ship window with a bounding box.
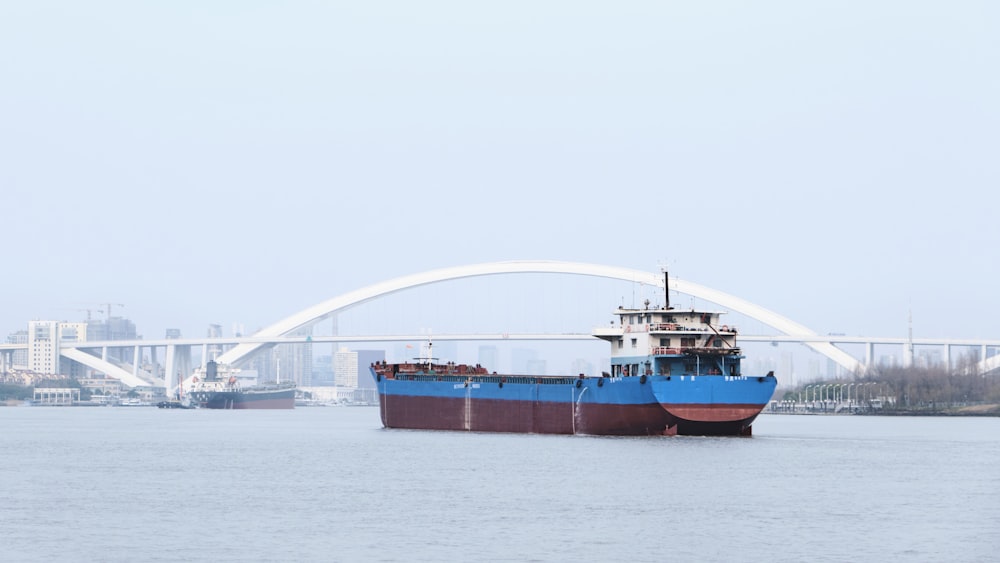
[660,338,670,346]
[631,338,637,349]
[713,340,723,348]
[618,340,624,350]
[681,337,696,347]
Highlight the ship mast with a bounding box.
[663,270,671,310]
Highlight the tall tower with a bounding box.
[28,321,59,375]
[292,326,313,386]
[334,347,359,388]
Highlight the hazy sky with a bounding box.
[2,2,997,348]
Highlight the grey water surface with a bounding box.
[1,407,997,562]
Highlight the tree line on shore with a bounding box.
[0,377,90,402]
[786,362,1000,411]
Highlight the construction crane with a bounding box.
[95,303,125,319]
[58,308,98,322]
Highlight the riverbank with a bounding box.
[872,403,1000,417]
[771,406,1000,417]
[768,402,1000,417]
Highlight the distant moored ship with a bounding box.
[188,360,295,410]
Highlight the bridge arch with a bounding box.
[60,348,150,388]
[217,260,863,373]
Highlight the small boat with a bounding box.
[156,400,195,409]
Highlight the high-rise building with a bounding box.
[334,347,358,388]
[331,348,384,393]
[274,326,313,386]
[250,347,274,383]
[27,321,57,374]
[87,316,138,364]
[59,322,89,378]
[333,347,358,388]
[327,348,382,403]
[27,320,88,375]
[296,337,313,386]
[311,355,334,386]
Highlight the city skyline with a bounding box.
[5,297,989,386]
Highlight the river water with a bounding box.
[1,407,997,562]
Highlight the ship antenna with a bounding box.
[423,335,434,364]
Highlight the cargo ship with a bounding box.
[188,360,296,410]
[370,272,776,436]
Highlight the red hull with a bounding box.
[195,389,296,409]
[662,404,764,422]
[378,395,760,436]
[228,397,295,410]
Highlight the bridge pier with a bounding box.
[164,345,192,395]
[164,346,174,392]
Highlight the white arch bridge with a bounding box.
[5,260,998,388]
